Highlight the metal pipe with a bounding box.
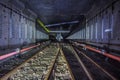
[0,44,40,60]
[85,46,120,62]
[74,42,120,62]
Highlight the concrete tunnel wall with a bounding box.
[0,1,49,49]
[67,0,120,51]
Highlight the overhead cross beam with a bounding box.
[37,19,50,33]
[45,21,79,27]
[49,30,70,33]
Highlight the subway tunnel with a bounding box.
[0,0,120,80]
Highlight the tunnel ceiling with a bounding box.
[19,0,114,37]
[20,0,95,24]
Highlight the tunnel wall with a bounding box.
[0,1,49,49]
[36,30,49,40]
[67,0,120,51]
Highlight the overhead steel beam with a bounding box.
[50,30,70,33]
[45,21,79,27]
[37,19,50,33]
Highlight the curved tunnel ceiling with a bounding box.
[19,0,114,37]
[20,0,95,24]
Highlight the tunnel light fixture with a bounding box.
[105,29,112,32]
[37,19,50,33]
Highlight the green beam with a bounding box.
[37,19,50,33]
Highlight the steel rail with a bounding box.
[45,48,60,80]
[69,45,93,80]
[74,47,117,80]
[60,47,75,80]
[45,44,75,80]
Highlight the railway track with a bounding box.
[0,43,119,80]
[73,46,120,80]
[0,47,41,78]
[0,42,50,79]
[61,43,118,80]
[61,44,91,80]
[47,47,74,80]
[0,43,74,80]
[0,44,59,80]
[0,43,49,79]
